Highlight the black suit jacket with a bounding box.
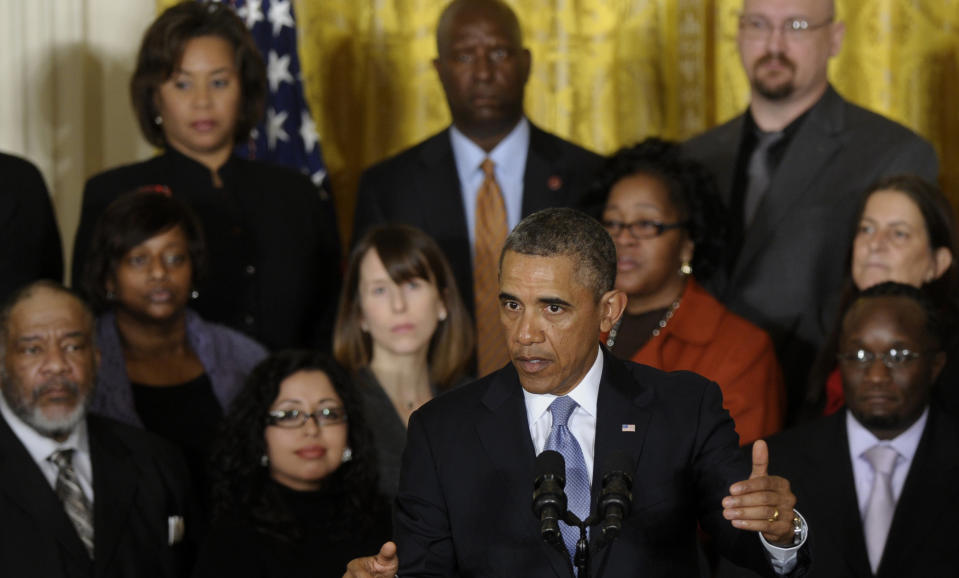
[0,413,196,578]
[683,86,938,417]
[763,409,957,578]
[0,152,63,302]
[352,123,604,310]
[395,350,800,577]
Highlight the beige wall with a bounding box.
[0,0,156,285]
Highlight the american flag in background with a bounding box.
[207,0,328,188]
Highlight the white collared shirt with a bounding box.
[0,393,94,503]
[449,117,530,254]
[523,344,603,483]
[846,407,927,517]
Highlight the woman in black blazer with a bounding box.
[72,2,341,352]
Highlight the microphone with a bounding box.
[532,450,568,546]
[597,451,634,542]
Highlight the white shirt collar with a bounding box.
[523,345,603,427]
[0,391,91,486]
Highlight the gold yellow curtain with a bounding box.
[157,1,959,237]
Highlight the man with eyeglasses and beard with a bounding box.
[0,281,195,578]
[754,282,957,577]
[683,0,938,425]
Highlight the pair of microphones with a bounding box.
[532,450,634,575]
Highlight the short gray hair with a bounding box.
[501,208,616,301]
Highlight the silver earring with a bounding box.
[341,448,353,463]
[154,115,163,126]
[260,454,269,467]
[190,289,199,300]
[680,261,692,276]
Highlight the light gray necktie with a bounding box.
[863,444,898,573]
[48,448,95,558]
[743,130,785,226]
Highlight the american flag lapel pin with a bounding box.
[621,424,636,432]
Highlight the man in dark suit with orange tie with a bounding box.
[352,0,603,376]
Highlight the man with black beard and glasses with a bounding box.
[0,281,196,578]
[683,0,938,424]
[754,282,957,577]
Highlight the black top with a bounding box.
[609,306,668,359]
[73,148,342,351]
[0,152,62,302]
[193,481,393,578]
[132,373,222,513]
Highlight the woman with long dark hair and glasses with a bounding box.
[195,351,391,577]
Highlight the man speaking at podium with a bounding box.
[374,208,810,577]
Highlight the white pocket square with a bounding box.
[168,515,185,545]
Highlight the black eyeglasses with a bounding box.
[267,406,348,428]
[602,219,688,240]
[836,348,926,369]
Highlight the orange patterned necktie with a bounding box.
[473,158,510,376]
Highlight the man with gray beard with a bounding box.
[683,0,938,424]
[0,281,195,578]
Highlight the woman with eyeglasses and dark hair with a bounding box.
[72,1,341,352]
[803,174,959,420]
[596,138,784,445]
[82,190,266,502]
[195,351,391,577]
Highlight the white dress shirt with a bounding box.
[450,117,530,253]
[0,393,94,503]
[523,344,603,483]
[846,407,927,517]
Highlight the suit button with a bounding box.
[244,314,255,326]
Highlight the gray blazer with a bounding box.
[684,85,938,414]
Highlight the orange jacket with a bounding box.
[628,279,786,445]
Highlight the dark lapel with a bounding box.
[521,123,568,216]
[417,129,475,304]
[474,366,571,577]
[705,116,746,207]
[87,416,139,576]
[588,350,654,572]
[0,413,91,565]
[877,409,958,577]
[812,413,873,576]
[733,86,845,279]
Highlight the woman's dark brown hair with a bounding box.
[130,1,267,147]
[333,225,474,389]
[81,191,206,313]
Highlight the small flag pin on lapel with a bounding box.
[547,175,562,191]
[621,424,636,432]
